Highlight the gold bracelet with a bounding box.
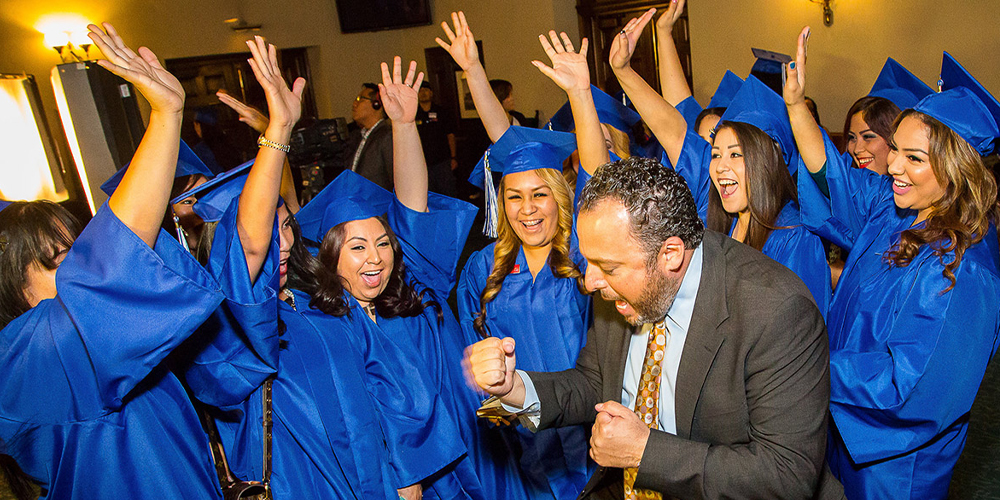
[258,134,290,153]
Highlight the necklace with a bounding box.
[281,288,297,310]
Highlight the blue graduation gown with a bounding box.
[369,192,487,500]
[798,132,1000,499]
[0,205,226,500]
[456,167,594,500]
[657,130,712,224]
[183,199,469,499]
[728,201,832,317]
[675,95,704,133]
[674,134,831,314]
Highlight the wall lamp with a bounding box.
[37,14,94,63]
[809,0,834,27]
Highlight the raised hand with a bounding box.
[87,23,183,114]
[244,36,306,132]
[610,8,656,72]
[783,26,810,107]
[379,57,424,124]
[532,31,591,93]
[217,90,269,134]
[435,11,479,71]
[655,0,685,33]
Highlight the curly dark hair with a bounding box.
[578,156,704,262]
[0,201,82,328]
[285,213,437,319]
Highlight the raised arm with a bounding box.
[610,10,687,165]
[783,27,825,173]
[655,0,692,106]
[237,36,306,281]
[435,12,509,142]
[380,57,428,212]
[532,32,609,175]
[216,89,301,213]
[87,23,184,247]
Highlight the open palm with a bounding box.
[435,11,479,71]
[380,57,423,124]
[245,35,306,129]
[87,23,184,113]
[533,31,590,93]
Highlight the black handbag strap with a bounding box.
[261,376,274,492]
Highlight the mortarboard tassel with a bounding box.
[173,214,191,253]
[482,150,498,239]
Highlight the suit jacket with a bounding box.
[348,120,393,191]
[529,231,844,500]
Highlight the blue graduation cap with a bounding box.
[546,85,641,135]
[914,88,999,156]
[0,200,11,213]
[719,75,798,167]
[172,160,254,223]
[100,140,215,196]
[470,126,577,238]
[707,71,744,109]
[939,52,1000,149]
[749,48,791,96]
[867,58,933,110]
[295,170,394,244]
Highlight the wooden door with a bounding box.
[577,0,692,96]
[166,49,317,169]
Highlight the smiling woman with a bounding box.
[785,32,1000,499]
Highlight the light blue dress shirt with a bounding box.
[509,244,704,434]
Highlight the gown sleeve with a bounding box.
[389,193,478,298]
[763,206,832,318]
[0,205,224,422]
[181,198,281,408]
[828,257,1000,464]
[659,131,712,224]
[456,248,491,346]
[796,130,895,251]
[675,95,704,134]
[349,317,465,488]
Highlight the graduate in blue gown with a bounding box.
[610,11,831,316]
[101,137,217,253]
[0,23,228,499]
[180,48,475,499]
[785,31,1000,499]
[458,126,592,500]
[839,58,934,177]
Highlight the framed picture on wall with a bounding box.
[455,71,478,119]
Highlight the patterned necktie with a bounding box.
[623,321,667,500]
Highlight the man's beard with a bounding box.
[603,263,682,326]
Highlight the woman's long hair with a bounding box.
[1,452,36,500]
[474,167,583,337]
[884,110,1000,292]
[0,201,81,328]
[707,121,797,251]
[286,214,436,319]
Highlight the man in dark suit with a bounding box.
[466,157,842,499]
[347,83,393,190]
